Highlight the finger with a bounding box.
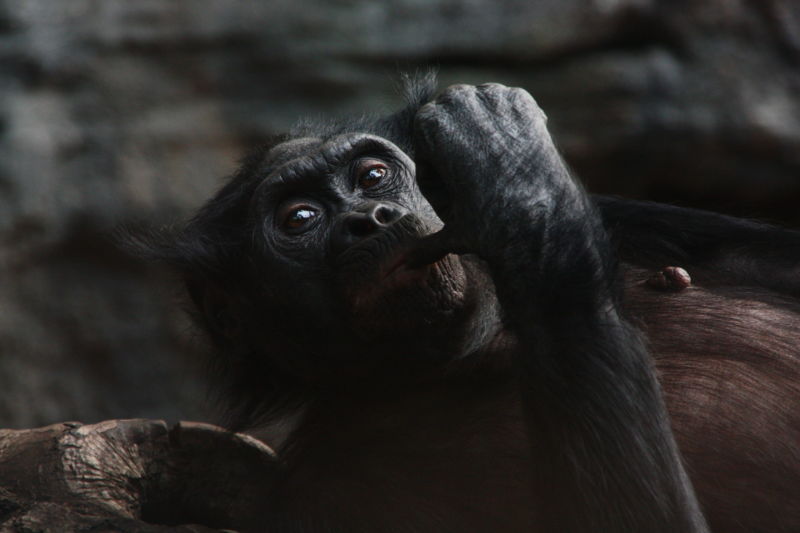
[406,227,468,268]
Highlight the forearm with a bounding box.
[412,82,708,531]
[483,176,708,533]
[482,186,613,328]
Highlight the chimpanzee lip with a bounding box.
[334,213,433,280]
[382,251,412,279]
[379,247,457,291]
[377,249,427,289]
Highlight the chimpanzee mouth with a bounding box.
[334,214,432,283]
[381,250,422,280]
[334,214,463,310]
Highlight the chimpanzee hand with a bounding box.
[410,83,574,265]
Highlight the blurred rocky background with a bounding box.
[0,0,798,428]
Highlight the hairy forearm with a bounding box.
[482,173,708,533]
[412,82,708,531]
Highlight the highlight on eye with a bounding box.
[280,203,319,231]
[355,159,389,189]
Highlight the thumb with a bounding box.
[406,226,468,268]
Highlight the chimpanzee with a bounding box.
[152,76,800,532]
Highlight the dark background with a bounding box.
[1,0,798,428]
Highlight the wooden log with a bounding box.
[0,419,278,531]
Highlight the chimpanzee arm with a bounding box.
[412,84,709,533]
[596,196,800,295]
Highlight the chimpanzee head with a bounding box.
[147,73,496,425]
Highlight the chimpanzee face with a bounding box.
[241,132,477,375]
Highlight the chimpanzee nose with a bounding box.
[331,202,406,256]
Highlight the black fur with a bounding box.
[140,75,800,533]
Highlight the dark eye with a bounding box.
[356,159,389,189]
[280,204,319,232]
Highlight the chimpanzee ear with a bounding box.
[186,278,242,342]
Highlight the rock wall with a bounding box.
[0,0,798,427]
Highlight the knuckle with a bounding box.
[477,82,507,92]
[415,102,437,120]
[445,83,474,94]
[509,86,528,97]
[415,103,445,127]
[510,86,535,103]
[476,83,519,110]
[436,83,475,105]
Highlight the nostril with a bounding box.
[338,204,405,248]
[331,203,409,257]
[374,205,400,225]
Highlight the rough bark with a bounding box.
[0,419,278,532]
